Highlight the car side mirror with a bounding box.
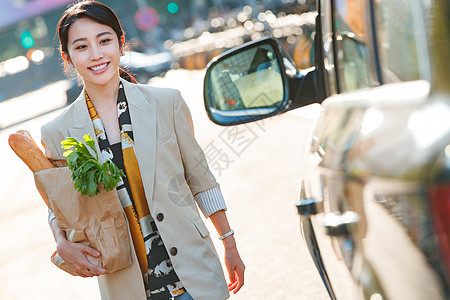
[203,37,324,126]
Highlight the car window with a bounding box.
[373,0,431,83]
[334,0,373,92]
[320,0,339,95]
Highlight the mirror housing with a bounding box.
[203,37,324,126]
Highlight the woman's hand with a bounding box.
[57,238,108,277]
[50,218,107,277]
[223,237,245,294]
[209,210,245,293]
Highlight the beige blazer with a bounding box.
[41,79,229,300]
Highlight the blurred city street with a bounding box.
[0,1,336,299]
[1,0,448,298]
[0,69,339,299]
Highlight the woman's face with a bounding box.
[65,17,122,88]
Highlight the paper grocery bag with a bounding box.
[34,167,132,275]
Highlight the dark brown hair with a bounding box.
[57,0,136,83]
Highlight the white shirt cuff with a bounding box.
[195,185,227,218]
[48,208,56,225]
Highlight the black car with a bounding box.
[203,0,450,299]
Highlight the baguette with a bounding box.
[16,130,41,151]
[8,130,55,172]
[9,130,55,208]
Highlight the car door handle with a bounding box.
[296,197,323,216]
[296,180,323,216]
[323,211,359,236]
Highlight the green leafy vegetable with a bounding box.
[61,134,125,197]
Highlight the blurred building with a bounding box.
[0,0,144,101]
[0,0,314,102]
[0,0,206,101]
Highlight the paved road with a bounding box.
[0,69,334,299]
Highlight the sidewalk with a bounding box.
[0,80,70,129]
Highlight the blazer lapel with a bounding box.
[121,79,157,203]
[67,90,104,164]
[65,80,157,200]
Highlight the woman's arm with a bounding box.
[49,215,107,277]
[172,91,245,292]
[209,210,245,294]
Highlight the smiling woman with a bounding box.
[56,0,136,87]
[64,18,123,91]
[37,1,245,300]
